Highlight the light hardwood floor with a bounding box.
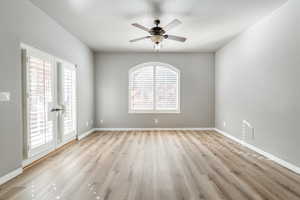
[1,131,300,200]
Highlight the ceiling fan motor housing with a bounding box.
[149,27,165,36]
[151,20,165,44]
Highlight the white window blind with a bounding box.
[27,55,54,151]
[62,67,76,136]
[129,63,180,113]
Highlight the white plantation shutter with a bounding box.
[129,63,180,113]
[26,52,54,153]
[60,64,76,138]
[155,66,179,110]
[129,66,154,111]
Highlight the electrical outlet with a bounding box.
[154,119,159,124]
[0,92,10,102]
[86,121,89,127]
[100,120,104,124]
[223,121,226,127]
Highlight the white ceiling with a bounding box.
[30,0,286,52]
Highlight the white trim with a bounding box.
[21,43,77,67]
[0,168,23,186]
[95,128,214,131]
[128,110,181,114]
[214,128,247,145]
[214,128,300,175]
[23,135,77,168]
[57,135,77,148]
[23,147,54,167]
[23,128,91,167]
[129,62,180,74]
[77,128,97,140]
[57,60,78,143]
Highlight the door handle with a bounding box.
[51,108,65,112]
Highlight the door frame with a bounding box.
[21,43,78,167]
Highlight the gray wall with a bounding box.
[0,0,94,177]
[215,0,300,167]
[95,53,215,128]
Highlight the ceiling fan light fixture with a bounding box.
[154,42,162,51]
[150,35,164,44]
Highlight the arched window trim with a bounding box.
[128,62,181,114]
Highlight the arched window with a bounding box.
[129,62,180,113]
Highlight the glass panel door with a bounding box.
[58,61,77,143]
[23,45,77,161]
[25,48,56,157]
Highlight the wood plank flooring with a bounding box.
[1,130,300,200]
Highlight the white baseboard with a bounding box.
[23,147,55,167]
[57,135,77,148]
[23,130,95,167]
[214,128,300,175]
[77,128,97,140]
[95,128,214,131]
[2,127,299,187]
[0,168,23,186]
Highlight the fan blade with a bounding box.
[130,36,151,42]
[165,35,187,42]
[132,23,150,32]
[164,19,182,31]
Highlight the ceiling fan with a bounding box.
[130,19,187,50]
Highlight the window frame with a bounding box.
[128,62,181,114]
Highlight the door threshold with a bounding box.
[23,139,76,170]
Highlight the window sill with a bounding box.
[128,110,181,114]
